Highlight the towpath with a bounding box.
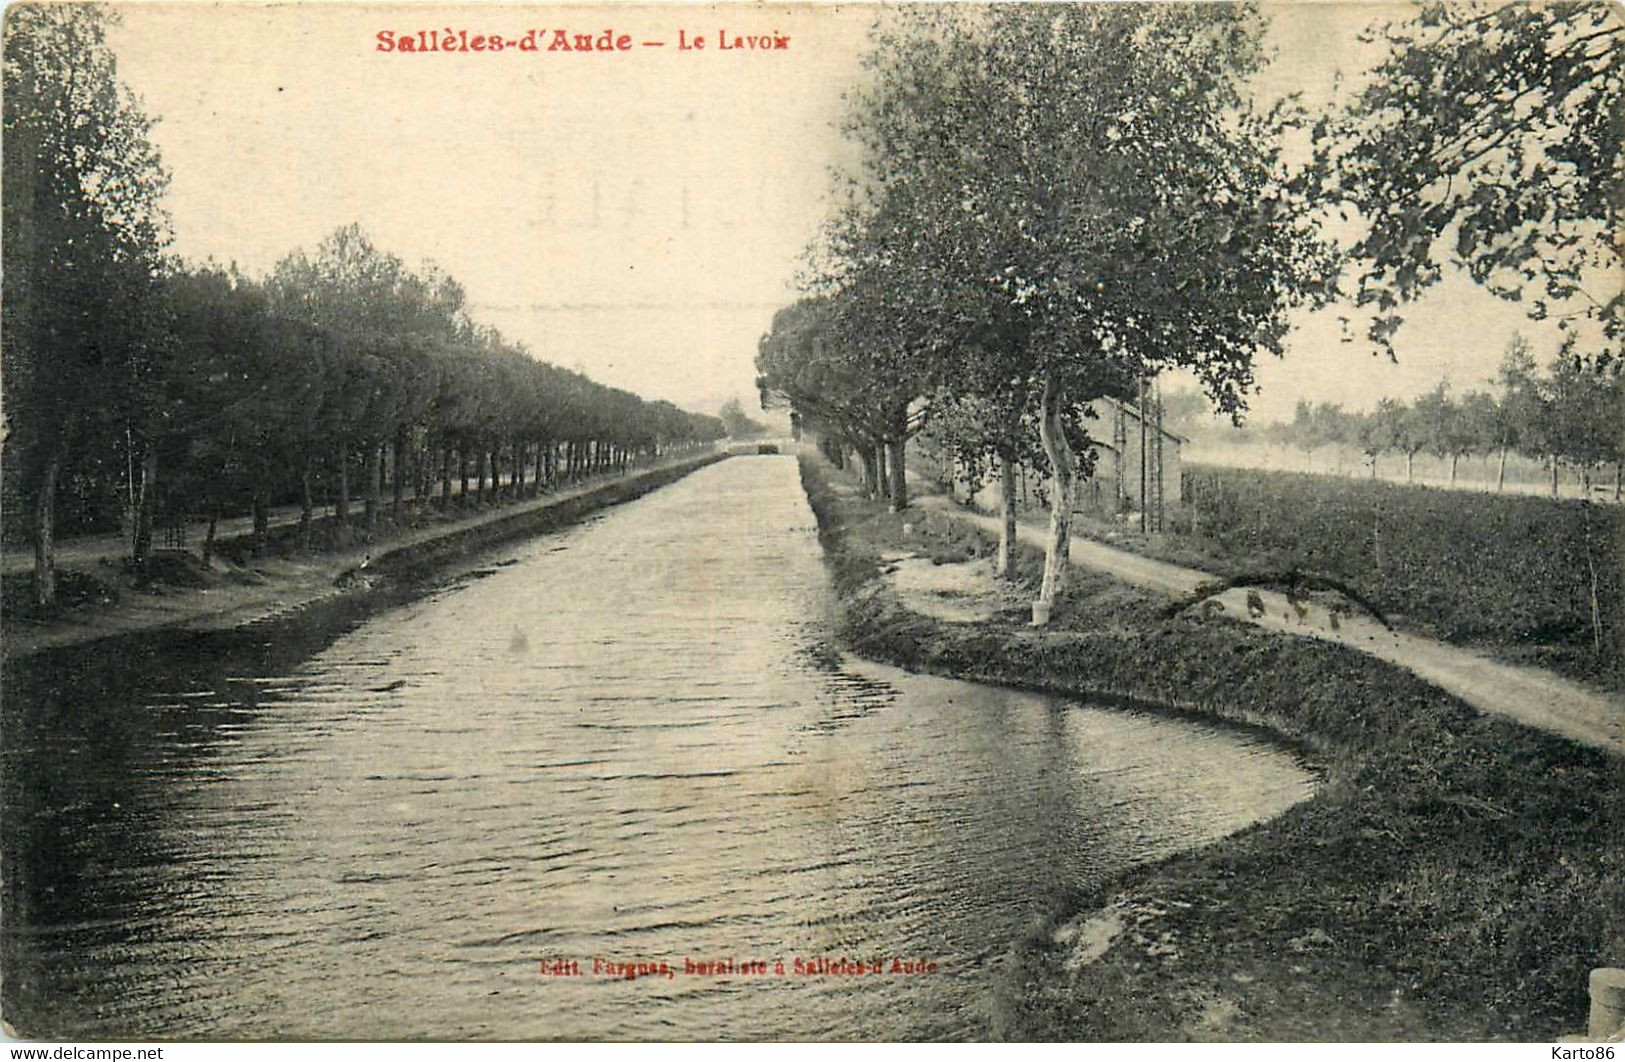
[917,495,1624,755]
[2,455,717,661]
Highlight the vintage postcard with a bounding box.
[1,0,1620,1046]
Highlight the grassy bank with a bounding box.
[800,454,1624,1041]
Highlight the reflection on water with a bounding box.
[3,457,1314,1040]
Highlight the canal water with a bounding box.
[3,456,1314,1040]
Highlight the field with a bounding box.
[1155,465,1624,690]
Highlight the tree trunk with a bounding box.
[490,448,502,500]
[859,446,878,498]
[202,513,218,569]
[1497,447,1507,492]
[392,427,407,522]
[1550,454,1559,498]
[458,448,469,504]
[440,445,453,510]
[299,459,314,554]
[875,444,890,501]
[32,449,62,608]
[335,441,350,526]
[364,440,381,534]
[1406,451,1414,483]
[252,490,269,556]
[1450,453,1460,487]
[995,453,1018,580]
[1036,374,1077,615]
[132,445,158,570]
[886,438,908,512]
[514,438,526,496]
[1615,460,1622,502]
[416,441,433,510]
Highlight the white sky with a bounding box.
[101,2,1600,425]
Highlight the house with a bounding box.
[908,388,1185,533]
[1076,395,1185,531]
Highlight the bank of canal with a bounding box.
[3,455,1315,1040]
[797,453,1624,1041]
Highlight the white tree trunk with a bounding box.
[132,445,158,568]
[1036,374,1076,616]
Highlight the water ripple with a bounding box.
[4,456,1314,1041]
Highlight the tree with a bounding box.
[822,5,1333,615]
[268,225,467,538]
[756,293,926,507]
[1545,339,1622,495]
[1311,402,1351,473]
[1491,332,1542,490]
[1318,2,1622,357]
[1358,398,1408,478]
[717,398,765,440]
[1411,382,1458,484]
[1286,400,1351,472]
[1395,397,1433,483]
[1455,390,1501,486]
[3,3,171,605]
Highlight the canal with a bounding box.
[3,455,1314,1040]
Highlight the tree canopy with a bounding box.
[761,3,1334,610]
[3,3,171,602]
[1316,1,1622,355]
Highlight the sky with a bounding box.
[100,1,1601,425]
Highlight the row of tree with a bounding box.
[1273,336,1622,494]
[755,3,1619,621]
[2,5,724,607]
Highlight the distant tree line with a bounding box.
[2,5,723,607]
[1266,335,1622,496]
[717,398,768,440]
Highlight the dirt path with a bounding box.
[918,496,1625,755]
